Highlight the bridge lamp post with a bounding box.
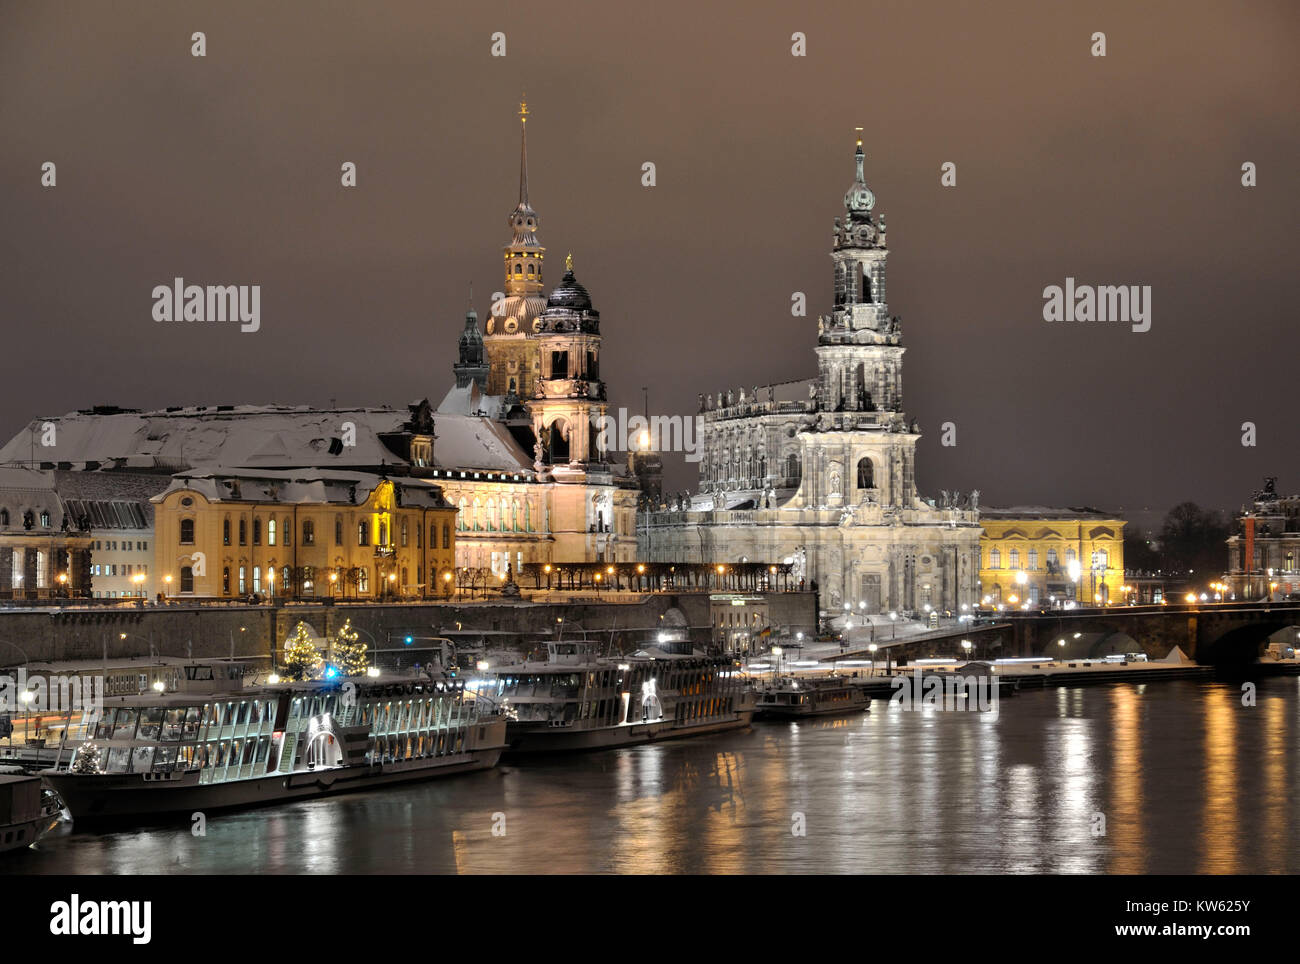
[889,612,897,639]
[1067,559,1081,605]
[961,639,973,661]
[868,643,878,676]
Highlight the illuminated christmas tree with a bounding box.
[334,619,369,677]
[72,740,102,774]
[282,621,323,681]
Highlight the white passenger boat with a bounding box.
[481,642,754,754]
[754,676,870,719]
[0,772,63,853]
[40,662,507,825]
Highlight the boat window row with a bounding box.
[82,700,281,744]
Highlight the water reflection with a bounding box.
[5,680,1299,874]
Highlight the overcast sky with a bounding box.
[1,1,1296,528]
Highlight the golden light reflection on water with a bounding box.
[1107,686,1144,873]
[1199,686,1238,874]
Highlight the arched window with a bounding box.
[282,567,290,593]
[179,519,195,544]
[239,519,247,545]
[1066,548,1077,565]
[442,523,451,549]
[856,457,874,489]
[0,509,7,526]
[334,515,343,545]
[222,518,231,545]
[252,567,261,593]
[358,521,369,546]
[252,519,262,545]
[862,265,874,304]
[378,521,387,545]
[358,569,369,593]
[487,498,498,531]
[1094,549,1108,569]
[473,499,482,531]
[39,511,50,528]
[1008,549,1020,569]
[267,519,276,546]
[457,498,468,531]
[180,566,194,593]
[400,518,409,546]
[1047,548,1058,568]
[302,520,315,546]
[1028,549,1039,570]
[514,263,522,274]
[784,453,802,483]
[282,517,291,546]
[222,567,231,595]
[989,548,1001,569]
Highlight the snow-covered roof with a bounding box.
[0,400,535,477]
[0,405,408,473]
[155,468,452,509]
[981,506,1120,520]
[437,382,507,419]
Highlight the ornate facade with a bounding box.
[640,136,983,613]
[977,508,1125,608]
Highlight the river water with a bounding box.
[5,677,1297,874]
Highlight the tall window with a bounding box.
[253,567,261,593]
[252,519,262,545]
[400,518,408,547]
[334,515,343,545]
[267,519,276,546]
[35,551,46,588]
[989,548,1001,569]
[180,566,194,593]
[11,549,21,588]
[856,457,874,489]
[1047,548,1059,568]
[457,499,468,531]
[223,518,231,546]
[239,519,247,545]
[1008,549,1020,569]
[358,569,369,593]
[222,567,231,595]
[302,520,315,546]
[358,521,369,546]
[1028,549,1039,570]
[239,566,247,594]
[442,523,451,549]
[180,519,195,544]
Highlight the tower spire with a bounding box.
[518,96,530,207]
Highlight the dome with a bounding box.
[546,269,592,310]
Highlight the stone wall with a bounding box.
[0,592,816,668]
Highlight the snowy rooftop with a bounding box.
[0,400,534,477]
[155,468,452,508]
[980,505,1120,520]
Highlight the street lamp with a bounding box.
[868,642,878,676]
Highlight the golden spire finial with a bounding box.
[855,126,864,148]
[519,95,529,125]
[565,251,574,272]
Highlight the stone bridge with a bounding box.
[875,603,1300,666]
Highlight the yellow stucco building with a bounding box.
[153,470,457,600]
[978,507,1126,609]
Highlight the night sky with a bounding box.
[2,1,1296,528]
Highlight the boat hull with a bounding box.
[0,813,61,853]
[504,709,753,755]
[754,701,869,719]
[42,743,505,827]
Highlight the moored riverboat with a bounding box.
[39,662,506,826]
[481,641,754,754]
[754,676,871,719]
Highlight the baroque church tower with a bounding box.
[527,253,608,482]
[484,100,547,399]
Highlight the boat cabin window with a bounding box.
[185,665,215,681]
